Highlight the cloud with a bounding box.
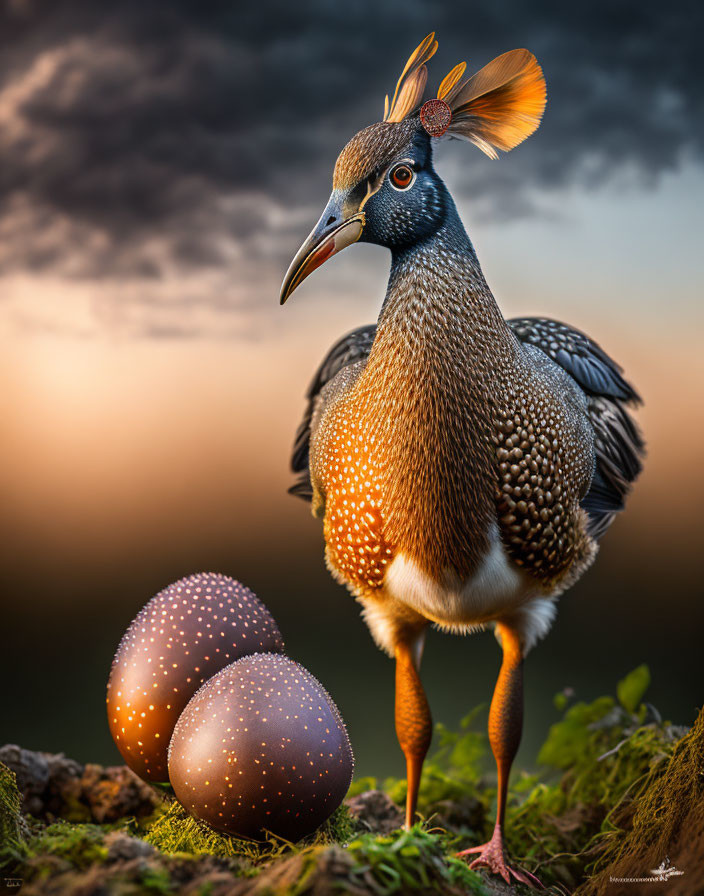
[0,0,701,335]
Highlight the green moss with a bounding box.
[577,707,704,895]
[364,665,682,891]
[143,801,490,894]
[319,803,357,844]
[347,775,378,798]
[193,883,216,896]
[146,799,274,867]
[28,821,109,869]
[344,825,489,895]
[5,665,693,896]
[145,798,355,869]
[138,864,174,894]
[0,762,27,874]
[504,667,680,889]
[537,695,618,769]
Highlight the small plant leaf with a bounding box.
[617,665,650,713]
[554,692,568,711]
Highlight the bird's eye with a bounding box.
[389,164,415,191]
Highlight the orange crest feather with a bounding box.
[437,62,467,103]
[440,49,547,158]
[379,38,546,159]
[384,33,438,123]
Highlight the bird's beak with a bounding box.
[280,193,365,305]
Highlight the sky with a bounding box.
[1,0,703,777]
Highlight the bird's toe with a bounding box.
[457,833,544,890]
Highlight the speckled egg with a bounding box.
[168,653,354,840]
[107,573,284,783]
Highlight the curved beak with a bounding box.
[280,193,365,305]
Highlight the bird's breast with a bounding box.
[313,399,395,593]
[311,379,496,596]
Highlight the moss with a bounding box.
[137,864,174,894]
[145,797,355,870]
[576,707,704,895]
[368,665,682,891]
[146,799,276,868]
[27,821,109,870]
[347,775,378,798]
[6,666,696,895]
[344,825,490,895]
[143,803,488,894]
[193,883,216,896]
[503,668,681,889]
[318,802,357,845]
[240,826,489,896]
[0,762,28,874]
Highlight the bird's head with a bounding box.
[280,33,547,304]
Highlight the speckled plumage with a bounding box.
[283,38,644,865]
[333,119,418,191]
[290,197,640,656]
[290,195,643,648]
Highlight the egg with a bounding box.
[107,572,284,783]
[168,653,354,840]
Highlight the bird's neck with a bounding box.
[353,206,519,578]
[367,203,517,388]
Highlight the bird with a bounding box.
[280,33,644,887]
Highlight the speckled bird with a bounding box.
[280,34,644,886]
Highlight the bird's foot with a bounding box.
[456,825,544,889]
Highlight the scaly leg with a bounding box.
[457,622,543,889]
[394,628,432,829]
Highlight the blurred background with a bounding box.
[1,0,702,779]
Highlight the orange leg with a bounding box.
[457,623,543,889]
[394,631,432,829]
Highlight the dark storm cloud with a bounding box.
[0,0,701,284]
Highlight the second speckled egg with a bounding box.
[168,653,354,840]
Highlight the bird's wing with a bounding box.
[509,316,645,539]
[289,324,377,501]
[509,317,640,403]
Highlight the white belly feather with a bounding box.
[382,524,557,653]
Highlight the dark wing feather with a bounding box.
[509,317,641,403]
[509,317,645,538]
[581,396,645,538]
[290,325,377,501]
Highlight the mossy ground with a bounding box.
[0,762,28,875]
[145,798,356,866]
[146,806,489,895]
[2,666,700,895]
